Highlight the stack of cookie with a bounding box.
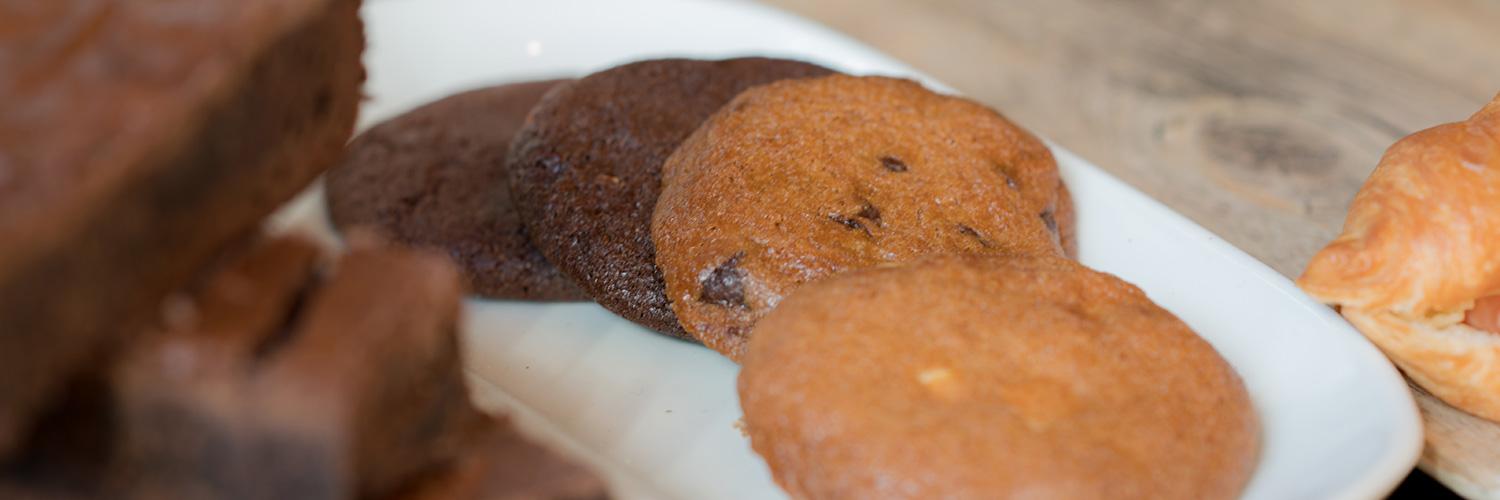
[329,57,1259,498]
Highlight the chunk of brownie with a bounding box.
[0,0,366,455]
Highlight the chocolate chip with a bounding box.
[992,161,1018,188]
[879,156,908,173]
[1040,209,1058,234]
[1002,174,1018,190]
[957,224,992,247]
[539,154,566,176]
[700,252,748,308]
[829,213,872,237]
[856,202,882,225]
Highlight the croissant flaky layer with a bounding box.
[1298,93,1500,421]
[1342,308,1500,421]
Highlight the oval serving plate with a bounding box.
[270,0,1423,498]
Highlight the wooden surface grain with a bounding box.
[755,0,1500,496]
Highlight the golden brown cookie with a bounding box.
[739,255,1258,500]
[1055,180,1078,256]
[653,75,1065,359]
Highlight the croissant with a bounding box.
[1299,93,1500,420]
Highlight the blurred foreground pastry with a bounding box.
[0,0,365,454]
[107,234,608,499]
[739,255,1257,499]
[1299,94,1500,421]
[653,75,1068,359]
[113,235,480,499]
[0,235,608,499]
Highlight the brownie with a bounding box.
[0,0,365,456]
[112,235,484,500]
[325,80,587,301]
[0,370,115,500]
[506,58,834,338]
[653,75,1064,359]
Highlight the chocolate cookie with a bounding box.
[507,58,834,338]
[739,255,1258,499]
[653,75,1064,359]
[325,81,585,301]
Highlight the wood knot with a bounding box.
[1201,117,1340,177]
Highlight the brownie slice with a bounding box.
[0,0,366,455]
[112,235,483,500]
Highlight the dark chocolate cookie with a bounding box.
[325,80,586,300]
[507,58,834,338]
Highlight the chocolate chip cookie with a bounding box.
[325,80,586,300]
[739,254,1257,499]
[506,58,834,338]
[653,75,1065,358]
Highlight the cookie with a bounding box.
[739,255,1258,499]
[325,80,586,301]
[1056,180,1078,256]
[507,58,834,338]
[653,75,1065,359]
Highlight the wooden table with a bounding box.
[757,0,1500,496]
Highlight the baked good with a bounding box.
[0,0,365,454]
[113,234,483,499]
[507,57,834,338]
[387,416,609,500]
[739,255,1257,499]
[653,75,1065,359]
[0,372,113,500]
[325,80,587,301]
[1298,93,1500,420]
[1055,181,1078,256]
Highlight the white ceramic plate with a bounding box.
[274,0,1423,498]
